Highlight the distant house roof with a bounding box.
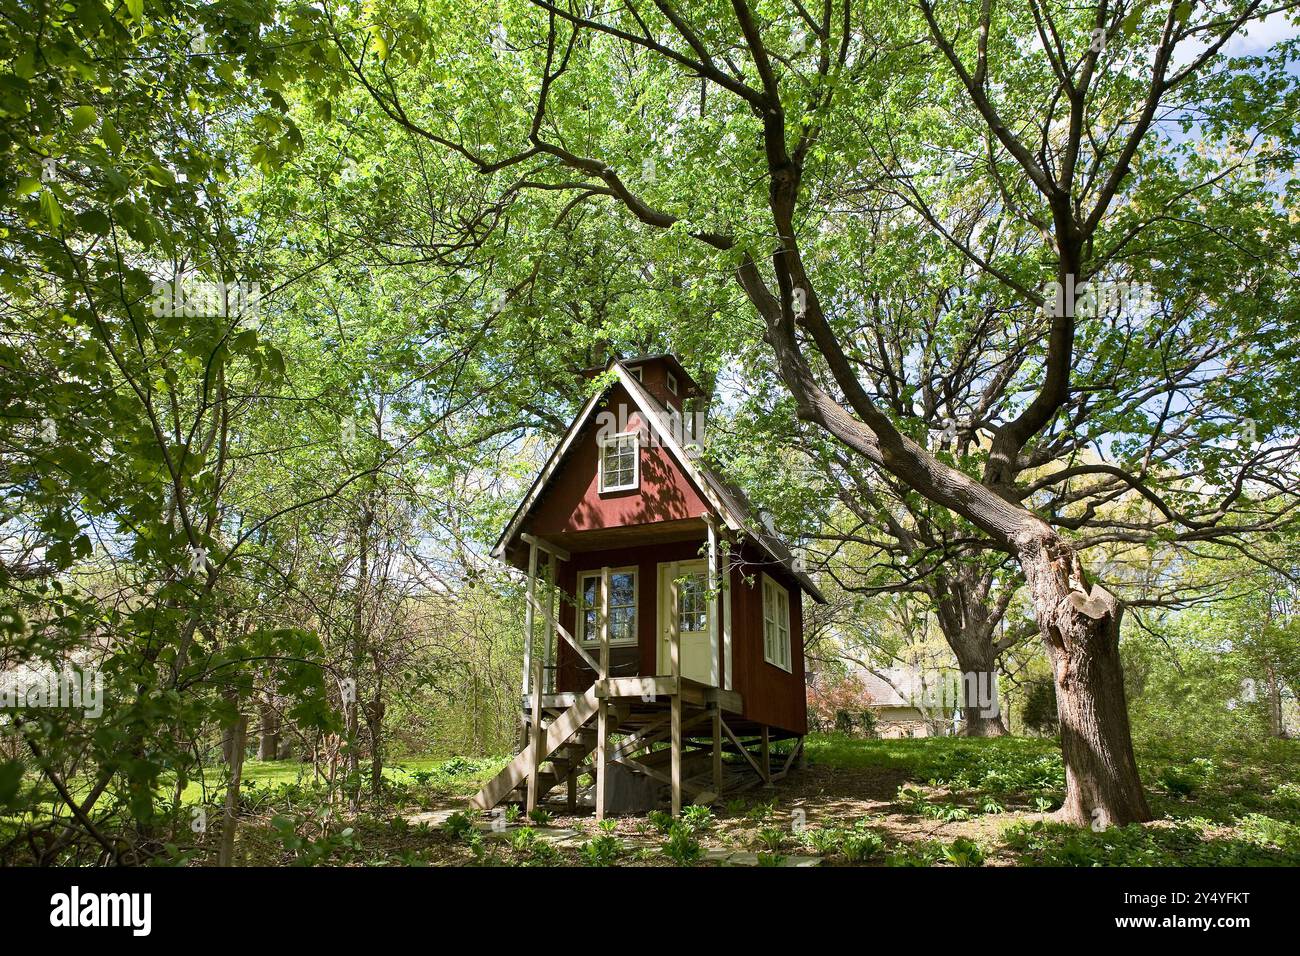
[494,357,826,603]
[857,668,934,709]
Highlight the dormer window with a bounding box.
[599,432,639,492]
[666,371,678,395]
[628,366,643,382]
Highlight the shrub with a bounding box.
[528,807,553,826]
[978,795,1005,815]
[942,837,986,867]
[886,840,944,866]
[681,805,714,831]
[580,834,624,866]
[755,827,785,852]
[840,828,884,863]
[442,810,476,840]
[804,827,844,854]
[662,822,704,865]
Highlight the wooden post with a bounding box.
[521,541,537,699]
[721,541,732,691]
[542,552,556,694]
[760,726,772,788]
[595,565,611,821]
[526,541,544,812]
[670,561,682,816]
[705,516,720,688]
[711,706,722,800]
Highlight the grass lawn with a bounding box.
[194,733,1300,866]
[177,754,508,806]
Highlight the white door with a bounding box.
[658,561,716,686]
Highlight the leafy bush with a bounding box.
[885,840,944,866]
[681,805,714,831]
[662,822,704,865]
[648,810,675,834]
[756,852,786,866]
[942,837,985,867]
[1237,813,1300,852]
[755,826,785,852]
[897,785,930,814]
[840,827,885,863]
[978,795,1005,814]
[527,807,553,827]
[442,810,476,840]
[803,827,844,854]
[269,815,357,866]
[580,834,624,866]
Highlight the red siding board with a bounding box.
[550,538,807,736]
[527,384,707,537]
[727,547,808,735]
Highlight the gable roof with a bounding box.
[494,358,826,603]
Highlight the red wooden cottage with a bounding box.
[471,355,824,818]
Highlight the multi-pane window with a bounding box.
[762,574,791,671]
[676,571,708,633]
[599,433,638,492]
[666,371,678,395]
[580,569,637,645]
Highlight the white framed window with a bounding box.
[676,570,708,633]
[628,365,643,381]
[762,573,791,672]
[578,568,638,646]
[666,370,678,395]
[598,432,639,492]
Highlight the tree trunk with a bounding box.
[928,568,1015,737]
[1265,664,1286,738]
[364,696,385,796]
[950,645,1008,738]
[1018,525,1150,827]
[258,698,280,761]
[218,714,248,867]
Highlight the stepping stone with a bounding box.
[543,829,588,847]
[407,809,457,826]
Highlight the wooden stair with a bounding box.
[471,687,622,810]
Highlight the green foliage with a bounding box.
[1021,681,1059,735]
[885,841,945,867]
[755,827,786,852]
[941,838,986,867]
[840,826,886,863]
[1004,819,1300,867]
[442,810,477,841]
[269,815,357,867]
[681,805,714,832]
[661,822,704,866]
[579,834,624,867]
